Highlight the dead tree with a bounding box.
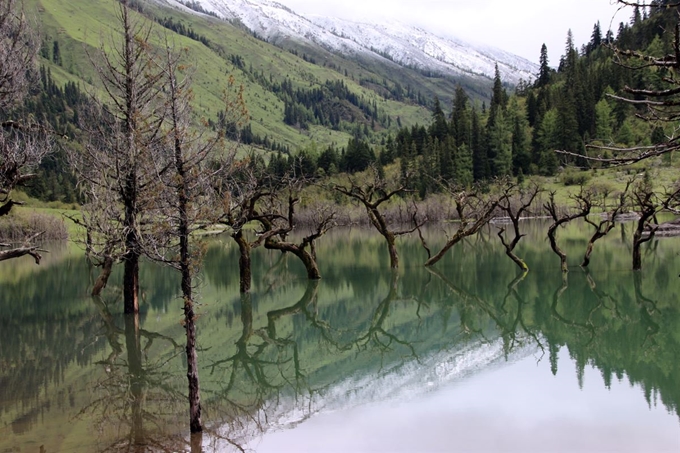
[142,45,244,434]
[543,189,593,272]
[422,184,502,267]
[630,175,680,270]
[335,166,423,269]
[217,161,291,293]
[496,183,541,272]
[581,183,631,268]
[0,0,52,263]
[264,199,337,280]
[71,1,165,314]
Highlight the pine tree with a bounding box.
[429,96,448,142]
[537,44,551,87]
[471,108,488,181]
[450,85,471,147]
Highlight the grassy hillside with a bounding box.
[28,0,476,155]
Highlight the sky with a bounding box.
[275,0,631,64]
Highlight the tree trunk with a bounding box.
[265,239,321,279]
[123,251,139,314]
[547,225,568,273]
[92,256,114,296]
[497,229,529,272]
[184,292,202,433]
[424,232,463,267]
[581,241,595,268]
[190,433,203,453]
[505,248,529,272]
[632,212,655,271]
[385,232,399,269]
[124,312,144,445]
[176,147,203,433]
[234,232,251,293]
[632,230,643,271]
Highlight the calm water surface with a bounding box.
[1,221,680,452]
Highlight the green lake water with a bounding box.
[2,220,680,452]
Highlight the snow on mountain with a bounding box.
[172,0,538,84]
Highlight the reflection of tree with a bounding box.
[427,267,539,355]
[633,272,660,348]
[0,266,107,436]
[351,270,419,365]
[205,273,427,449]
[539,270,680,416]
[79,298,193,452]
[550,273,596,351]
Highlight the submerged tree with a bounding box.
[630,173,680,270]
[263,198,337,280]
[496,183,542,272]
[543,189,593,272]
[422,182,503,267]
[0,0,52,263]
[144,44,244,434]
[334,166,424,269]
[581,183,631,268]
[71,1,165,313]
[216,161,291,293]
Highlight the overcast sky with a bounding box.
[276,0,631,64]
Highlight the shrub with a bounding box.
[0,212,68,242]
[561,169,591,186]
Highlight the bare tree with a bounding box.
[581,183,631,268]
[630,173,680,270]
[0,0,37,109]
[71,1,165,313]
[422,184,502,267]
[0,0,52,263]
[543,189,593,272]
[264,198,337,280]
[216,161,290,293]
[334,166,423,269]
[496,183,541,272]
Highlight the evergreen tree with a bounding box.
[535,108,561,175]
[453,142,474,188]
[470,108,488,181]
[510,106,531,175]
[450,85,471,147]
[537,43,551,87]
[594,97,614,142]
[52,40,62,66]
[429,96,448,142]
[379,135,396,165]
[439,136,455,183]
[489,63,507,121]
[488,109,513,177]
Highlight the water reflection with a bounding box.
[78,295,196,452]
[2,222,680,451]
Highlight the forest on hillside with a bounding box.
[6,0,678,205]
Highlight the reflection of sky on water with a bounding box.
[253,348,680,453]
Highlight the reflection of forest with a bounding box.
[202,226,680,435]
[2,222,680,451]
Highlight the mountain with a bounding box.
[24,0,541,203]
[173,0,538,85]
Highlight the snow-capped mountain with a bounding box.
[169,0,538,84]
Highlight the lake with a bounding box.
[2,220,680,452]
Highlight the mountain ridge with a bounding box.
[172,0,538,84]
